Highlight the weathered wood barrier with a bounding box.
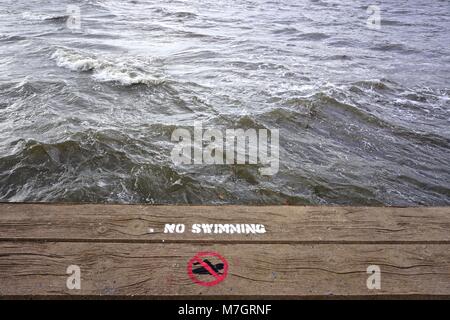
[0,204,449,298]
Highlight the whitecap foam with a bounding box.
[51,48,164,86]
[51,49,100,71]
[21,12,46,21]
[92,66,163,86]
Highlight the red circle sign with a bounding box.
[187,251,229,287]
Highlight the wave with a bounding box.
[349,79,396,91]
[43,15,70,23]
[0,134,235,204]
[273,27,299,35]
[0,78,67,99]
[0,34,26,42]
[381,19,414,27]
[165,11,198,19]
[51,48,166,86]
[370,42,418,54]
[304,87,450,149]
[318,54,352,61]
[21,12,69,23]
[295,32,330,41]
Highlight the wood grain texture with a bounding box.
[0,242,449,297]
[1,204,450,243]
[0,204,449,298]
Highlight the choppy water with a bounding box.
[0,0,449,205]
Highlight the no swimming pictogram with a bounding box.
[187,251,228,287]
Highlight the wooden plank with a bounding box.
[1,204,449,298]
[1,204,450,243]
[0,242,449,297]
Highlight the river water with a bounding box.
[0,0,449,205]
